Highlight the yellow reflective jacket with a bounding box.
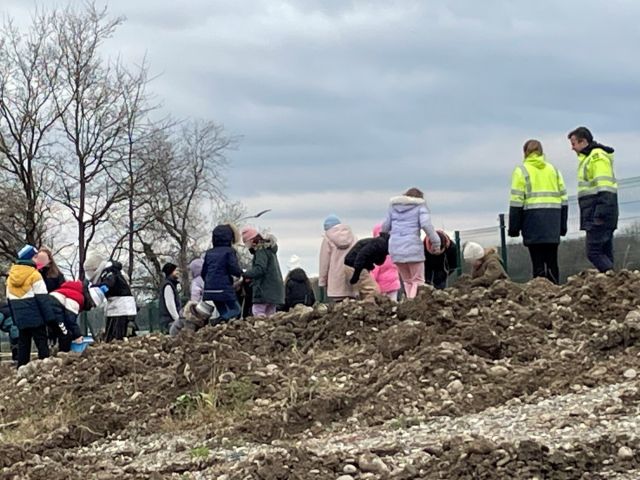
[576,144,618,231]
[508,153,568,245]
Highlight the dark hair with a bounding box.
[568,127,593,144]
[404,187,424,199]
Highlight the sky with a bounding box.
[8,0,640,275]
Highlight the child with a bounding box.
[382,188,441,299]
[424,230,458,290]
[343,233,391,300]
[0,302,19,362]
[83,255,137,342]
[371,223,401,301]
[284,267,316,311]
[169,301,207,336]
[463,242,509,287]
[189,259,205,302]
[202,224,244,324]
[242,227,285,317]
[49,281,85,352]
[6,245,56,367]
[34,247,66,293]
[318,215,358,301]
[159,262,181,334]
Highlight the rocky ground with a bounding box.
[2,270,640,479]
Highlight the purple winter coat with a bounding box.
[381,196,441,264]
[189,259,205,302]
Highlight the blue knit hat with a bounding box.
[324,214,341,231]
[18,245,38,261]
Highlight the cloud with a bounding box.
[6,0,640,276]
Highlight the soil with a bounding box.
[1,270,640,479]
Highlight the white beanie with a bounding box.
[463,242,485,264]
[287,255,302,271]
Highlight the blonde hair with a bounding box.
[523,139,543,157]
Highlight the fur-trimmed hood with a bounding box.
[254,233,279,253]
[389,196,427,214]
[212,223,241,247]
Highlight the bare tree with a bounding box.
[49,3,153,278]
[140,119,237,289]
[0,9,63,259]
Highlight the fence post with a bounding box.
[454,230,463,276]
[499,213,509,274]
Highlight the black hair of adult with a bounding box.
[567,126,593,143]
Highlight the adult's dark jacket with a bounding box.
[202,225,244,302]
[344,234,390,283]
[578,142,619,232]
[40,266,66,293]
[284,269,316,311]
[244,234,284,305]
[424,240,458,287]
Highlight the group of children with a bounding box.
[2,186,509,366]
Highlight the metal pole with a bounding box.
[454,230,463,276]
[499,214,509,274]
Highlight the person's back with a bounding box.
[7,245,55,367]
[284,268,316,310]
[202,224,244,323]
[188,259,205,302]
[424,231,458,289]
[50,281,84,352]
[318,215,357,300]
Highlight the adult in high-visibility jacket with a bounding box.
[509,140,568,284]
[568,127,618,273]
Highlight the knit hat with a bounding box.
[83,253,106,282]
[324,214,341,231]
[287,255,302,271]
[162,262,178,277]
[241,227,259,248]
[463,242,485,264]
[17,245,38,261]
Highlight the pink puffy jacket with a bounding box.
[371,223,401,293]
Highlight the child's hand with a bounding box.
[73,337,84,344]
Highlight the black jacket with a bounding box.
[202,225,243,302]
[158,277,181,326]
[424,241,458,287]
[344,234,390,283]
[40,267,66,293]
[95,262,133,298]
[284,269,316,311]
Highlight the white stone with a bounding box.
[619,446,634,460]
[624,369,637,379]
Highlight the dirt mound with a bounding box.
[1,270,640,479]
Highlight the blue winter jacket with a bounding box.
[202,225,243,302]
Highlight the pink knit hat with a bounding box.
[241,227,259,247]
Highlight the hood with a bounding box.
[255,233,279,253]
[581,142,615,157]
[8,262,37,288]
[189,259,204,278]
[212,224,236,247]
[52,280,85,312]
[288,268,309,283]
[212,223,241,247]
[482,246,502,262]
[325,224,356,250]
[389,196,426,214]
[112,260,123,271]
[524,153,547,169]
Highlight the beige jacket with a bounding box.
[471,247,509,287]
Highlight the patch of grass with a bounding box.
[190,446,210,458]
[220,377,255,412]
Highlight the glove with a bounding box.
[100,286,109,293]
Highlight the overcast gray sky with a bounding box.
[9,0,640,274]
